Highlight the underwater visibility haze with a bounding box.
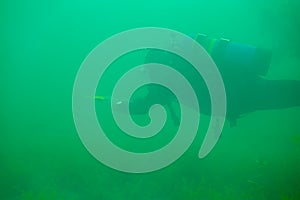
[1,0,300,199]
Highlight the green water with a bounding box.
[1,0,300,199]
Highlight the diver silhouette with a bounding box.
[127,34,300,127]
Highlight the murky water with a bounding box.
[1,1,300,199]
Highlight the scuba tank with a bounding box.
[195,33,272,77]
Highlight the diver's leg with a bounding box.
[253,78,300,110]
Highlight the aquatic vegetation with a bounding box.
[20,188,79,200]
[281,194,297,200]
[292,134,300,145]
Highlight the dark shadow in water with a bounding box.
[129,35,300,127]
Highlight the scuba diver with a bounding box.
[97,34,300,127]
